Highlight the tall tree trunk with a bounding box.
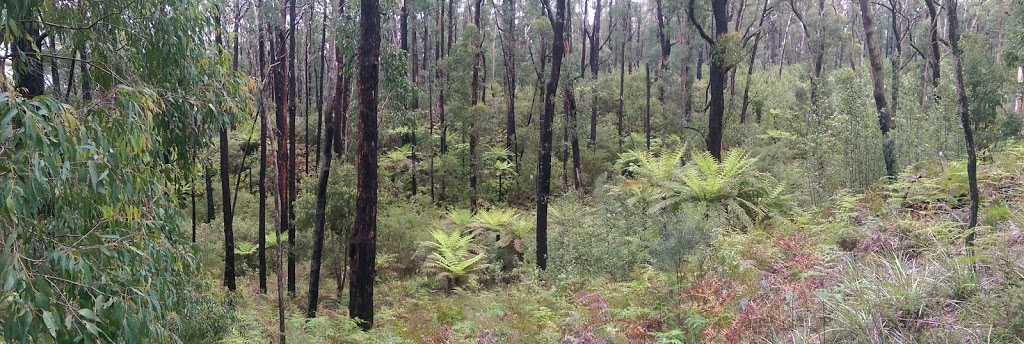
[857,0,898,178]
[678,13,693,126]
[287,0,298,297]
[924,0,941,87]
[305,3,314,175]
[740,0,770,123]
[617,1,631,149]
[537,0,567,270]
[306,49,339,320]
[588,0,602,147]
[946,0,979,247]
[645,62,652,151]
[316,6,328,172]
[258,10,270,295]
[214,7,237,292]
[272,0,292,309]
[470,0,484,209]
[563,82,583,191]
[350,0,382,329]
[264,82,287,343]
[501,0,519,164]
[655,0,671,104]
[689,0,729,160]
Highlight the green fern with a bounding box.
[445,208,475,227]
[421,228,488,292]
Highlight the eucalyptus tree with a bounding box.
[947,0,979,247]
[856,0,898,178]
[0,0,251,341]
[537,0,567,270]
[688,0,730,160]
[350,0,382,328]
[214,2,237,292]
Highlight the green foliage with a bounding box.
[615,148,795,229]
[0,90,202,342]
[421,229,489,292]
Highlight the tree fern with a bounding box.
[421,229,488,292]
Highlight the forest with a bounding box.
[2,0,1024,342]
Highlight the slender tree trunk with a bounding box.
[206,166,215,222]
[645,62,652,151]
[192,153,198,242]
[924,0,941,87]
[501,0,519,166]
[617,1,631,149]
[258,11,270,294]
[49,39,60,96]
[537,0,567,270]
[857,0,898,178]
[470,0,484,209]
[264,85,287,343]
[946,0,979,247]
[563,82,583,191]
[588,0,602,147]
[350,0,382,328]
[287,0,298,297]
[305,3,314,175]
[316,6,328,172]
[306,51,338,319]
[81,45,92,100]
[655,0,670,103]
[678,14,693,127]
[272,0,292,307]
[740,0,770,123]
[214,7,237,292]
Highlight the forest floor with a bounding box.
[209,143,1024,343]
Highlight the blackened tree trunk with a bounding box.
[537,0,567,270]
[617,1,631,149]
[306,52,339,319]
[470,0,484,209]
[258,13,270,295]
[645,62,652,151]
[654,0,671,103]
[215,7,236,292]
[857,0,898,178]
[350,0,382,329]
[588,0,602,147]
[946,0,979,246]
[14,14,44,97]
[563,82,583,191]
[689,0,729,160]
[206,166,215,222]
[287,0,298,297]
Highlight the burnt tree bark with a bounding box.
[214,7,236,292]
[689,0,729,160]
[537,0,567,270]
[350,0,382,329]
